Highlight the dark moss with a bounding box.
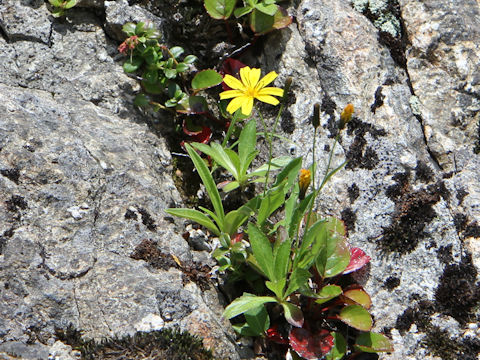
[0,168,20,184]
[345,118,386,170]
[474,119,480,154]
[464,221,480,238]
[130,239,211,290]
[383,276,400,291]
[456,187,468,205]
[385,171,410,199]
[55,325,214,360]
[415,160,434,183]
[378,187,439,254]
[347,183,360,203]
[340,208,356,234]
[436,245,453,264]
[124,208,138,220]
[453,213,468,232]
[378,30,407,68]
[280,109,295,134]
[427,180,450,201]
[321,93,337,138]
[434,254,480,323]
[324,144,330,152]
[423,326,461,360]
[370,86,384,114]
[137,207,157,231]
[5,195,28,212]
[395,300,435,335]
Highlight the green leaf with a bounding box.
[343,288,372,309]
[273,156,303,189]
[49,0,62,7]
[339,305,373,331]
[223,293,276,319]
[165,208,220,236]
[238,119,257,173]
[250,6,292,34]
[326,332,347,360]
[288,192,314,239]
[64,0,77,9]
[354,332,394,353]
[284,268,310,297]
[232,323,259,337]
[176,63,189,73]
[123,57,143,73]
[245,305,270,334]
[192,69,223,90]
[272,229,291,282]
[219,181,240,192]
[204,0,237,19]
[254,2,277,15]
[135,22,146,34]
[192,142,239,180]
[266,279,285,299]
[183,55,198,64]
[164,68,177,79]
[134,93,149,107]
[224,206,254,237]
[165,99,178,107]
[257,184,285,227]
[295,219,327,270]
[281,302,303,327]
[234,6,253,18]
[315,285,342,305]
[247,223,274,280]
[143,69,158,84]
[169,46,184,59]
[143,47,159,65]
[142,80,163,95]
[185,144,225,229]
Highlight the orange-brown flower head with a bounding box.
[340,103,354,130]
[299,169,311,200]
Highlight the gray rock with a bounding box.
[0,83,239,359]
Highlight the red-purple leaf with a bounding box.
[289,328,334,360]
[266,324,288,344]
[220,58,247,90]
[183,118,203,135]
[343,247,371,274]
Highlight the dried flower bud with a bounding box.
[299,169,311,200]
[339,103,354,130]
[312,103,320,128]
[282,77,293,103]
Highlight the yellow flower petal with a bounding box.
[220,89,245,100]
[247,68,261,88]
[256,94,280,106]
[226,96,247,114]
[257,71,278,88]
[258,87,284,97]
[223,74,246,91]
[241,96,254,116]
[240,66,252,88]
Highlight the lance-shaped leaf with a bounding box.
[354,332,394,353]
[339,305,372,331]
[247,223,274,279]
[326,332,347,360]
[223,293,276,319]
[165,208,220,236]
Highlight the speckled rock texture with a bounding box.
[0,0,479,359]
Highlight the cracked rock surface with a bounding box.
[0,0,479,359]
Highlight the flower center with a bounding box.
[246,87,259,98]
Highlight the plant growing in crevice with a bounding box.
[167,70,394,358]
[48,0,77,17]
[204,0,292,38]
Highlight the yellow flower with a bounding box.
[299,169,311,199]
[219,66,284,116]
[340,104,354,129]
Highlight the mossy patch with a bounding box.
[55,325,214,360]
[0,167,20,184]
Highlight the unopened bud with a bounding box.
[312,103,320,128]
[282,77,293,103]
[299,169,311,200]
[339,103,354,130]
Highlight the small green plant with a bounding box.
[204,0,292,35]
[119,22,223,113]
[167,66,393,358]
[48,0,76,17]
